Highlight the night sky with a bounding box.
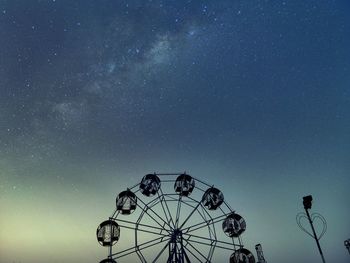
[1,0,350,262]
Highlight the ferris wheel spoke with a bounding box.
[175,195,182,228]
[178,201,201,229]
[152,240,170,263]
[191,203,215,241]
[182,246,193,263]
[163,194,177,202]
[182,212,229,233]
[137,196,173,230]
[158,189,176,229]
[112,235,170,259]
[184,235,241,251]
[206,241,216,262]
[135,249,147,263]
[183,245,205,263]
[199,205,216,240]
[114,217,168,233]
[183,232,241,249]
[179,199,217,242]
[186,194,217,222]
[118,223,168,237]
[134,201,171,232]
[183,239,208,262]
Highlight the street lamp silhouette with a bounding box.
[296,195,327,263]
[303,195,313,210]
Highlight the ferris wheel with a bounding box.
[96,173,256,263]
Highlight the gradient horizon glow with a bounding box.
[0,1,349,262]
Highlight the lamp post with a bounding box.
[296,195,327,263]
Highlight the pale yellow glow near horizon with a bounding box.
[0,186,107,263]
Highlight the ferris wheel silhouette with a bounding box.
[96,173,256,263]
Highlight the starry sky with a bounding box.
[0,0,350,262]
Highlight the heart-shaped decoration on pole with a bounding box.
[296,195,327,263]
[296,212,327,240]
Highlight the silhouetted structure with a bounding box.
[255,244,267,263]
[96,172,258,262]
[345,239,350,255]
[296,195,327,263]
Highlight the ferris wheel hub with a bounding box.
[171,229,183,241]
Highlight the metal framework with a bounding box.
[97,173,256,263]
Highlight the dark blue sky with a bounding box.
[0,1,349,262]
